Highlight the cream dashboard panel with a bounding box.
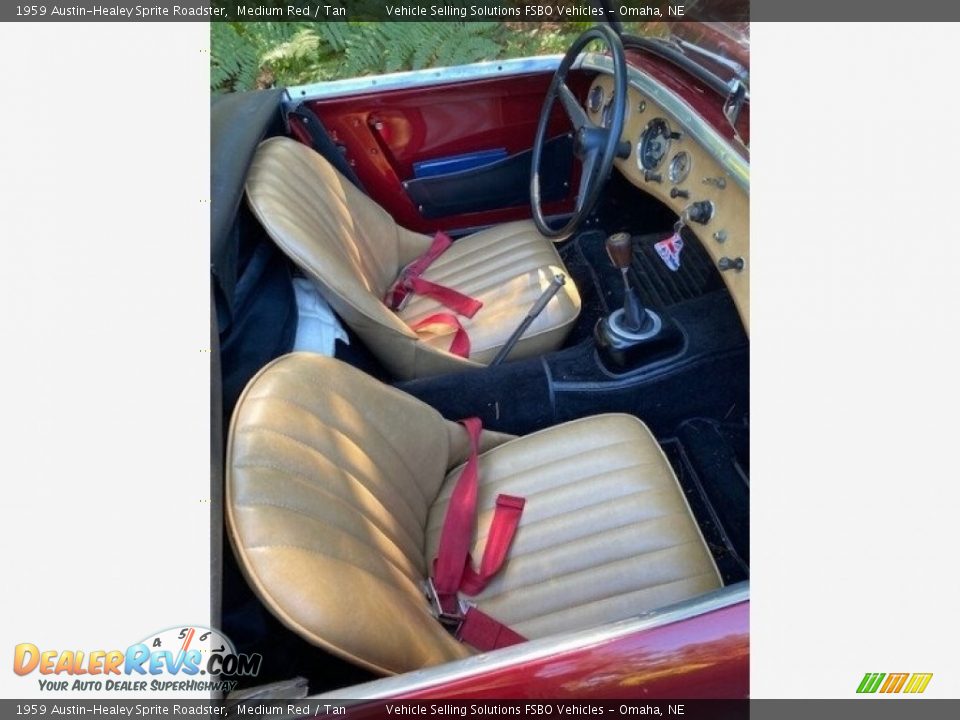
[586,73,750,333]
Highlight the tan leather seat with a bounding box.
[245,137,581,379]
[226,354,722,675]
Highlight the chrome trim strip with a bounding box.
[284,56,563,105]
[311,582,748,701]
[576,53,749,193]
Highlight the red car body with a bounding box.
[394,603,747,700]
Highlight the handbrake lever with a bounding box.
[489,274,566,366]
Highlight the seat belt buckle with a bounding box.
[386,268,418,311]
[385,277,411,311]
[423,578,471,631]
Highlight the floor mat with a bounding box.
[631,227,726,307]
[557,232,609,345]
[661,417,750,585]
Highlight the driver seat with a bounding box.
[245,137,582,379]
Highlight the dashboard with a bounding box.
[585,73,750,333]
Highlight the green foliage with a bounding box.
[210,22,586,94]
[211,22,309,93]
[341,22,502,76]
[210,23,261,93]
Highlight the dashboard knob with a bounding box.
[718,256,745,272]
[643,170,662,183]
[684,200,715,225]
[670,188,690,199]
[668,131,682,140]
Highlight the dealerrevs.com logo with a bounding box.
[13,626,261,693]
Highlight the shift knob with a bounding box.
[605,232,633,270]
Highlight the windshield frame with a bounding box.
[594,0,750,87]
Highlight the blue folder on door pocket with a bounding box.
[412,148,508,179]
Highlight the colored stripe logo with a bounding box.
[857,672,933,694]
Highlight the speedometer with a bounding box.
[588,85,604,114]
[638,118,672,171]
[601,93,616,128]
[668,151,692,184]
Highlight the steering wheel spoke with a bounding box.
[557,82,591,131]
[576,149,600,213]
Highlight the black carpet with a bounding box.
[561,226,724,312]
[400,288,749,440]
[556,231,610,345]
[662,417,750,585]
[631,227,726,306]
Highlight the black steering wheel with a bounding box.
[530,25,628,238]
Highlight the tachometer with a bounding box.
[601,92,616,128]
[668,151,692,184]
[588,85,604,114]
[638,118,672,171]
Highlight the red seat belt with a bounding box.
[459,607,526,650]
[387,232,483,318]
[430,417,526,651]
[405,276,482,318]
[409,313,471,358]
[458,494,526,596]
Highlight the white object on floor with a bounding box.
[292,278,349,356]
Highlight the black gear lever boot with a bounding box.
[594,232,680,372]
[604,232,660,337]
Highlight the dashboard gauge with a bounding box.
[587,85,604,114]
[601,93,616,128]
[668,151,692,184]
[638,118,672,170]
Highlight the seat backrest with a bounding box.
[245,137,481,379]
[226,353,473,674]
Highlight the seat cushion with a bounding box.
[397,220,581,365]
[425,414,722,639]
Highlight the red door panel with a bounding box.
[305,70,593,234]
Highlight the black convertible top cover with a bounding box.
[211,88,297,415]
[211,88,285,307]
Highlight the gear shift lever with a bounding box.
[605,232,657,335]
[594,231,677,373]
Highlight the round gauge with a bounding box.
[668,151,692,184]
[587,85,604,114]
[601,93,616,128]
[638,118,672,170]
